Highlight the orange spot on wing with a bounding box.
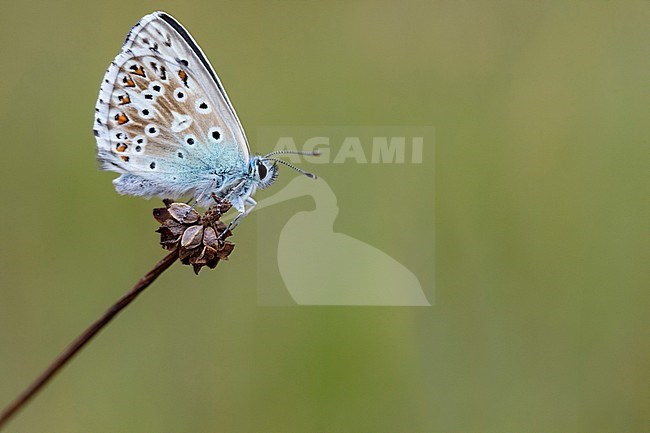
[122,75,135,87]
[118,94,131,105]
[178,70,188,86]
[130,65,146,77]
[114,113,129,125]
[116,143,128,152]
[120,155,130,162]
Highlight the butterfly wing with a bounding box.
[93,11,250,202]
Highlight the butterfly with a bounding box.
[93,11,317,228]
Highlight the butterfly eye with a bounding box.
[257,161,268,180]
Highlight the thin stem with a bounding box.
[0,249,179,430]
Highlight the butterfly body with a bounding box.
[93,12,281,213]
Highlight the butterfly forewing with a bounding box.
[94,12,249,200]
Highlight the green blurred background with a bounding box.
[0,1,647,432]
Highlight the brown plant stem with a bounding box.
[0,249,180,430]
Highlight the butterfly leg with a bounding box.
[190,177,221,208]
[231,197,257,229]
[218,197,256,239]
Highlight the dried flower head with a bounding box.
[153,197,235,274]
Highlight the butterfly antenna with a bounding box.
[266,158,317,179]
[263,149,321,158]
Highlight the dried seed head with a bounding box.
[168,203,201,224]
[153,198,235,274]
[203,226,218,248]
[181,225,204,248]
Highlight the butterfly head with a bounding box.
[249,149,320,190]
[249,155,279,189]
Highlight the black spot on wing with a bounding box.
[158,13,226,96]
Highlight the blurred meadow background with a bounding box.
[0,1,648,432]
